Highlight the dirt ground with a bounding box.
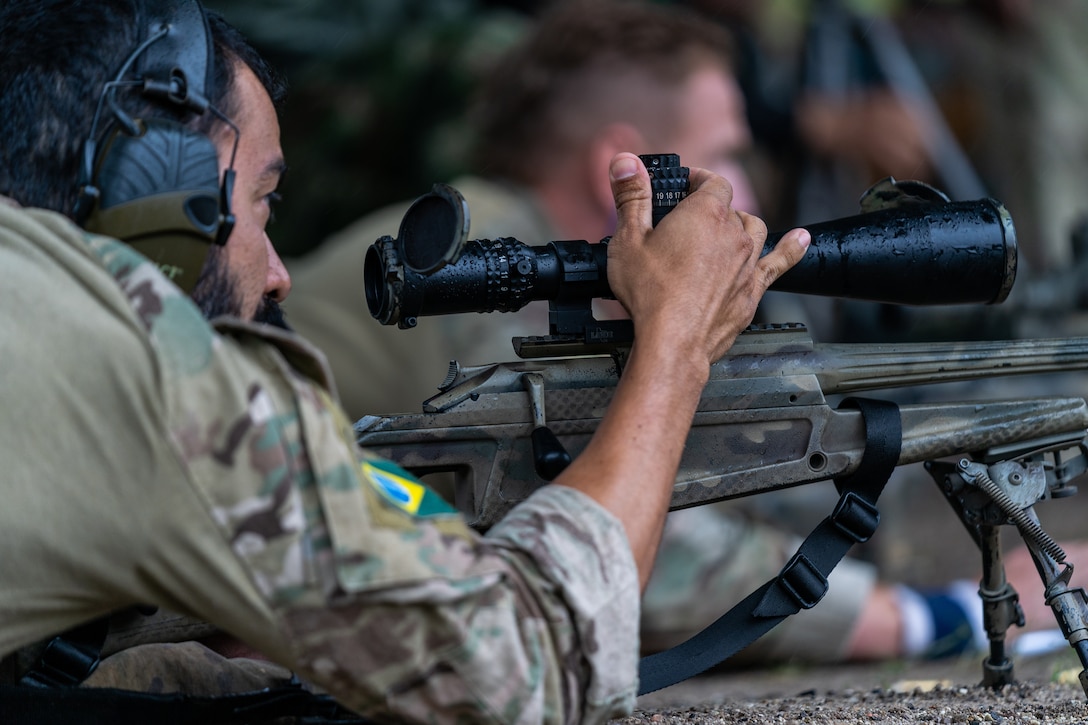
[622,649,1088,723]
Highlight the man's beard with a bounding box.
[190,247,291,330]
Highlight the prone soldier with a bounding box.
[0,0,807,722]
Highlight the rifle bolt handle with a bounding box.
[531,426,572,481]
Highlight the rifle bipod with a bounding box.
[926,452,1088,697]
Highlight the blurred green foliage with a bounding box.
[204,0,532,258]
[201,0,923,260]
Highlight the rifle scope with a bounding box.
[365,158,1017,329]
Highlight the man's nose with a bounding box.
[265,238,291,302]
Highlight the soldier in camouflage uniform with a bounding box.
[0,1,809,722]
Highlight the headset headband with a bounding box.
[136,0,214,114]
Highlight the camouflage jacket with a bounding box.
[0,200,639,723]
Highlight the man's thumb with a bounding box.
[609,152,652,235]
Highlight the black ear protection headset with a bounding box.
[73,0,237,294]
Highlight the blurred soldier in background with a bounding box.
[286,0,763,418]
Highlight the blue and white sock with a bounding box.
[895,581,987,659]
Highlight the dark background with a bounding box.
[203,0,538,259]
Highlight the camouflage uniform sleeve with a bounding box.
[222,374,640,724]
[89,236,638,723]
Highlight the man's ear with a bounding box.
[587,122,648,225]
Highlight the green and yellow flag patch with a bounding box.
[361,459,457,518]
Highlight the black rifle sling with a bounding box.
[6,621,370,724]
[637,397,901,696]
[17,617,109,688]
[0,682,372,724]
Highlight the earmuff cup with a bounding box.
[82,119,224,293]
[75,0,233,295]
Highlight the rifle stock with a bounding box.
[355,323,1088,528]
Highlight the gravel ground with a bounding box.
[618,649,1088,724]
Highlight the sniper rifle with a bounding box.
[357,155,1088,696]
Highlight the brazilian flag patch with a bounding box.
[361,459,457,518]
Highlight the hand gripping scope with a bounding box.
[365,154,1017,353]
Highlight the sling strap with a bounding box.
[17,617,109,688]
[638,397,902,695]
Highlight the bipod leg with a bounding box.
[925,460,1023,688]
[927,456,1088,699]
[1019,513,1088,697]
[978,524,1021,689]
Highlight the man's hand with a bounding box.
[555,153,808,588]
[606,152,810,369]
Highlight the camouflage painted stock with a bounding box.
[354,323,1088,529]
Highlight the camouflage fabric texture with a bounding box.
[0,201,639,723]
